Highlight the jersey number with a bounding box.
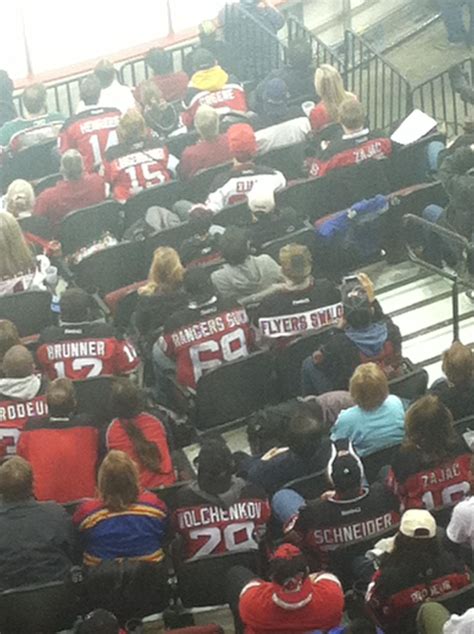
[421,482,470,511]
[189,328,248,384]
[89,130,118,166]
[54,358,103,379]
[189,522,257,560]
[124,162,167,195]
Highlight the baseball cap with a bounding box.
[342,281,370,313]
[193,48,216,71]
[263,78,288,105]
[227,123,257,162]
[247,186,275,214]
[271,543,303,561]
[327,439,364,492]
[400,509,436,539]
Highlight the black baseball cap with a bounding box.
[328,439,365,492]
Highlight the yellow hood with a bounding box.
[190,65,229,92]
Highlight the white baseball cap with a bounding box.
[400,509,436,539]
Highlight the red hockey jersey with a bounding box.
[36,321,139,381]
[173,479,270,561]
[182,83,248,130]
[159,299,253,389]
[104,139,172,202]
[59,106,121,172]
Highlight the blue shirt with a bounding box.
[331,394,405,456]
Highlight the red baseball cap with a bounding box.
[227,123,257,162]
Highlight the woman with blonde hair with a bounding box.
[103,108,176,202]
[0,212,57,295]
[310,64,355,132]
[73,450,168,566]
[4,179,35,218]
[135,247,186,343]
[331,362,405,456]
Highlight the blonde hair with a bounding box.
[442,341,474,387]
[139,79,164,108]
[279,243,312,284]
[139,247,184,296]
[117,109,147,145]
[5,180,35,217]
[98,450,140,512]
[349,363,389,411]
[195,105,220,141]
[314,64,348,122]
[0,213,35,280]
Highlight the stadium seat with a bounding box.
[256,142,306,180]
[18,215,52,240]
[282,468,328,499]
[388,367,428,402]
[1,141,60,190]
[169,627,224,634]
[362,443,401,483]
[73,240,145,295]
[0,290,54,339]
[33,173,62,196]
[453,414,474,436]
[144,222,197,258]
[213,201,252,227]
[58,201,123,257]
[123,181,186,230]
[388,132,446,191]
[167,131,199,159]
[275,327,338,400]
[193,351,277,431]
[260,226,317,261]
[112,287,141,331]
[185,162,233,203]
[0,580,78,633]
[149,481,192,511]
[73,376,114,425]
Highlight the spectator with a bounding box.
[247,186,303,249]
[206,123,286,212]
[0,69,16,128]
[238,0,285,33]
[430,341,474,420]
[245,401,332,495]
[0,82,64,150]
[93,59,136,114]
[309,64,353,133]
[273,439,400,583]
[182,48,248,130]
[158,267,254,390]
[138,80,179,137]
[174,440,270,561]
[0,345,47,456]
[446,454,474,552]
[365,509,471,631]
[178,105,232,181]
[255,243,341,343]
[331,363,405,457]
[198,20,238,76]
[0,320,20,371]
[0,456,74,591]
[59,74,120,172]
[4,179,35,218]
[36,288,139,381]
[178,210,223,268]
[211,226,282,305]
[301,278,402,396]
[387,395,471,513]
[227,544,344,634]
[106,378,175,489]
[141,47,188,104]
[0,212,57,295]
[17,378,99,503]
[73,450,168,566]
[104,109,175,203]
[307,98,392,179]
[254,78,306,129]
[135,247,187,346]
[34,149,107,232]
[436,0,474,49]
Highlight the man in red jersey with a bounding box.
[0,346,48,457]
[158,268,253,390]
[142,47,189,104]
[34,150,107,232]
[17,378,99,503]
[174,440,270,561]
[227,543,344,634]
[59,75,120,172]
[36,288,139,381]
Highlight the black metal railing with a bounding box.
[411,58,474,137]
[344,30,412,131]
[286,15,345,73]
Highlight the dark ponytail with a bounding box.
[120,418,161,474]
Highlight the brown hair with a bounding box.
[117,109,147,145]
[47,378,76,418]
[442,341,474,387]
[0,456,33,502]
[98,451,140,512]
[404,395,457,463]
[339,98,365,131]
[279,243,312,284]
[350,363,388,411]
[139,247,184,296]
[110,378,162,474]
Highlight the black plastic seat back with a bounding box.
[123,181,185,230]
[149,481,192,512]
[59,201,123,256]
[167,131,199,158]
[275,327,338,400]
[389,367,428,402]
[186,162,233,203]
[194,351,276,431]
[256,142,306,180]
[0,581,78,634]
[362,443,401,483]
[283,468,328,499]
[1,141,60,190]
[18,215,52,240]
[74,376,114,426]
[261,227,316,261]
[73,241,144,295]
[144,223,196,261]
[213,202,252,227]
[33,172,62,196]
[453,414,474,436]
[114,289,140,331]
[0,291,53,338]
[389,132,445,190]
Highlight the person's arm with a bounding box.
[114,337,141,375]
[438,145,474,198]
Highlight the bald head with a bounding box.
[47,378,76,418]
[2,345,34,378]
